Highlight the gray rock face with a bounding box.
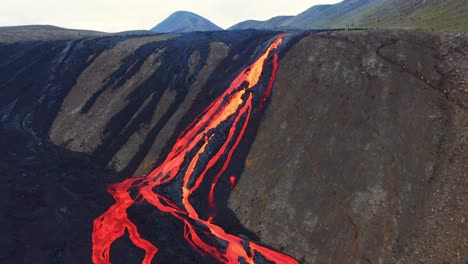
[151,11,223,33]
[228,31,468,263]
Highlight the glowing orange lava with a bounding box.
[92,35,299,264]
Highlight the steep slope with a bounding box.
[0,29,467,263]
[274,0,373,29]
[0,30,286,263]
[229,0,377,30]
[229,30,468,263]
[151,11,223,33]
[319,0,468,31]
[281,0,377,29]
[229,0,468,32]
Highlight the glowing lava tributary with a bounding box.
[92,34,299,264]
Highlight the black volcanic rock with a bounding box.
[0,28,467,263]
[0,30,278,263]
[151,11,223,33]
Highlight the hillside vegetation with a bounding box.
[229,0,468,32]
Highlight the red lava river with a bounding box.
[92,34,299,264]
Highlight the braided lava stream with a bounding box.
[92,34,299,264]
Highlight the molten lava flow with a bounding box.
[92,35,299,264]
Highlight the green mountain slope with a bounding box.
[282,0,376,29]
[328,0,468,31]
[229,0,468,32]
[229,16,293,30]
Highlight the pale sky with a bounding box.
[0,0,342,32]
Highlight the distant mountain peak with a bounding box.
[151,11,223,33]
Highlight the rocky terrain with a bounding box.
[229,30,468,264]
[0,27,467,264]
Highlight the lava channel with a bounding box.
[92,34,299,264]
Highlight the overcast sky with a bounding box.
[0,0,342,32]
